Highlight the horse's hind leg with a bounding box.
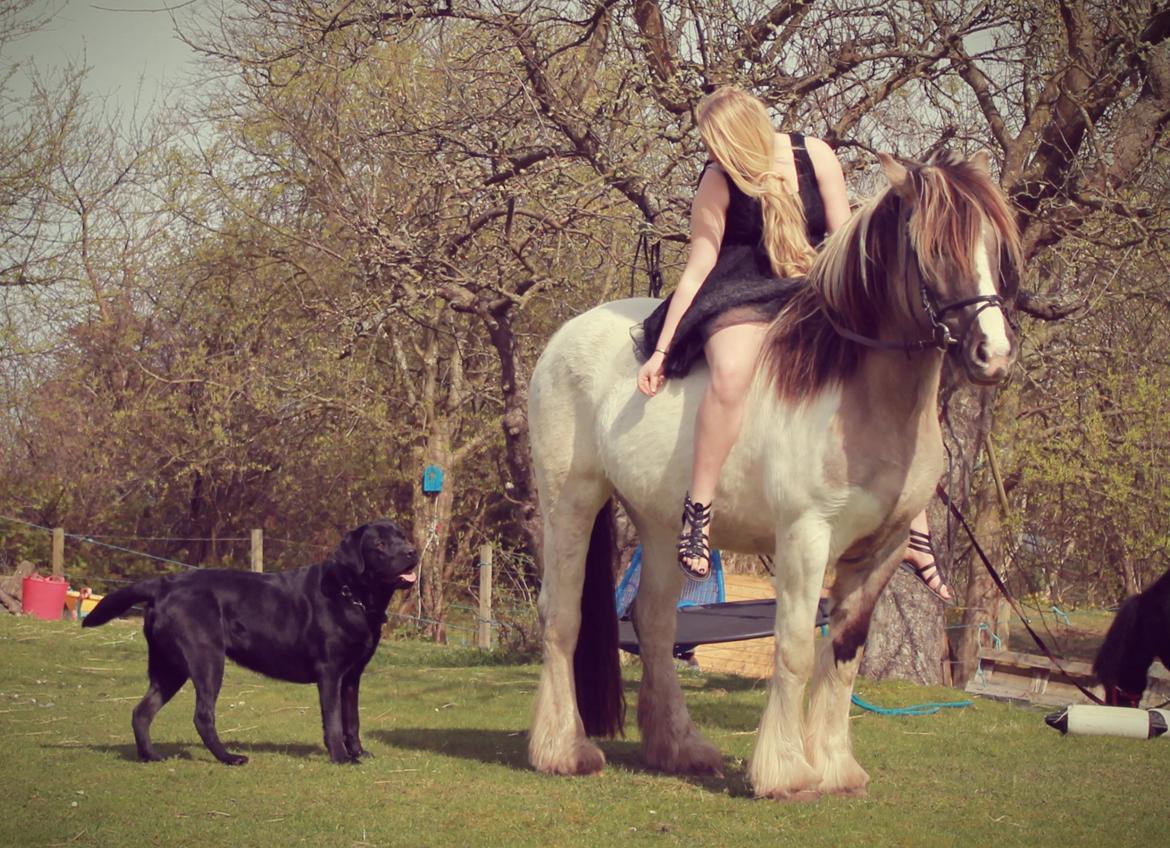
[633,524,722,775]
[805,553,901,797]
[529,483,612,776]
[748,519,828,800]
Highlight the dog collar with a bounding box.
[338,584,366,612]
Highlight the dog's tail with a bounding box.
[573,499,626,738]
[81,579,162,627]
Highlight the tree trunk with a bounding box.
[411,416,455,643]
[482,306,542,566]
[953,471,1006,686]
[859,566,950,684]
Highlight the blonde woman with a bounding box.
[635,87,953,603]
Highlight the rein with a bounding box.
[935,485,1107,706]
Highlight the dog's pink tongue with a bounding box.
[400,571,418,583]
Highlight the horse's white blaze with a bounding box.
[974,242,1011,359]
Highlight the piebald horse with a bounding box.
[527,151,1023,799]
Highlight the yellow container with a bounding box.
[64,589,104,621]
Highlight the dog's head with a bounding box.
[332,519,418,590]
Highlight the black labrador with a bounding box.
[83,519,418,765]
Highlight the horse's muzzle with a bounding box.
[959,305,1016,384]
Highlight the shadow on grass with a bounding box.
[371,727,751,796]
[48,740,325,762]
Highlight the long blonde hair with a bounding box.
[697,87,815,278]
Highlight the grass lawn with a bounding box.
[1001,607,1116,660]
[1,613,1166,848]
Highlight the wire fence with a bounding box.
[0,513,531,648]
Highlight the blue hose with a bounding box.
[851,693,974,716]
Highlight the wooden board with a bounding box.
[965,648,1170,708]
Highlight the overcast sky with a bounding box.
[4,0,202,114]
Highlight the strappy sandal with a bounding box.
[900,529,954,603]
[677,493,714,583]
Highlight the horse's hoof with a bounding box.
[758,788,822,803]
[532,741,606,776]
[646,739,723,775]
[816,757,869,797]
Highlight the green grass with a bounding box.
[1002,607,1116,660]
[1,614,1166,848]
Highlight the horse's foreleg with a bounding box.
[805,554,900,797]
[529,495,610,776]
[633,527,723,775]
[748,524,828,800]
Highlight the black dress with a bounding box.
[635,132,827,379]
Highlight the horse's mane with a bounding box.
[760,151,1023,401]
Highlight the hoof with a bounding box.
[816,756,869,797]
[758,787,822,803]
[138,752,165,763]
[747,753,821,801]
[532,740,606,776]
[221,754,249,766]
[643,735,723,775]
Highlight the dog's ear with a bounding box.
[333,523,370,575]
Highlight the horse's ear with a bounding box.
[970,149,992,174]
[879,153,916,204]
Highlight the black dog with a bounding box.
[1093,565,1170,707]
[83,519,418,765]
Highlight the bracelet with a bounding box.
[654,348,668,355]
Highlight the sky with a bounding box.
[3,0,203,114]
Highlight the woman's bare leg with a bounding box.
[901,511,952,601]
[682,322,769,577]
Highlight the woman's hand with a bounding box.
[637,351,667,397]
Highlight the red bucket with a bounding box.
[22,575,70,621]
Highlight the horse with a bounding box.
[1093,565,1170,707]
[526,150,1023,799]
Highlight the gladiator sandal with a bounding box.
[677,493,714,583]
[899,529,954,603]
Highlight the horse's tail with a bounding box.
[573,499,626,738]
[81,579,162,627]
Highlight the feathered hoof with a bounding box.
[748,753,821,802]
[530,739,606,776]
[643,734,723,776]
[757,787,823,803]
[818,759,869,798]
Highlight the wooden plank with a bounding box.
[967,650,1170,708]
[979,648,1095,677]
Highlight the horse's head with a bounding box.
[878,150,1023,384]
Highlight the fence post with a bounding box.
[51,528,64,578]
[251,529,263,573]
[478,544,493,650]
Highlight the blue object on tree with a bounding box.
[422,465,444,494]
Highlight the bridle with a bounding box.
[822,280,1006,354]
